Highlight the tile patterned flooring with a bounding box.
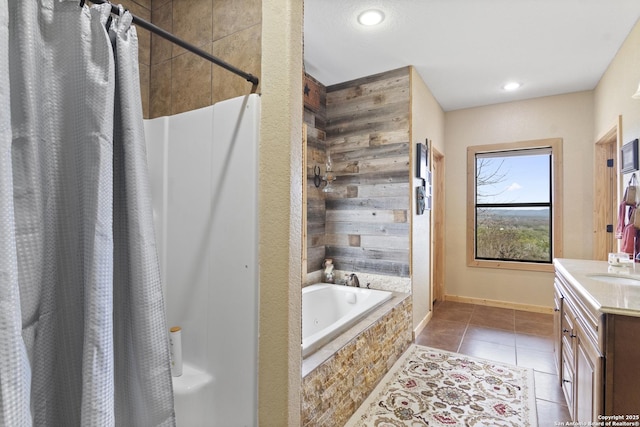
[415,300,571,425]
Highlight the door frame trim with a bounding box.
[593,116,622,260]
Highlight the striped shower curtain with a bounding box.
[0,1,175,425]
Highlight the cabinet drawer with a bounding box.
[562,300,577,357]
[553,278,562,305]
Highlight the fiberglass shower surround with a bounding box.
[144,95,260,427]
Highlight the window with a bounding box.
[467,138,563,272]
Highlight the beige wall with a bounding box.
[444,91,594,308]
[259,0,302,425]
[410,68,445,331]
[411,68,446,155]
[595,18,640,176]
[441,16,640,309]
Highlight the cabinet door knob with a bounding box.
[563,379,571,383]
[570,333,577,338]
[563,328,569,333]
[554,308,560,312]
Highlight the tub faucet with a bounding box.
[346,273,360,287]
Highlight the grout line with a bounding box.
[456,305,475,353]
[456,322,470,353]
[535,396,569,407]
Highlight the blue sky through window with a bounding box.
[477,153,550,204]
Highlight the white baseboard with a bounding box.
[413,310,433,339]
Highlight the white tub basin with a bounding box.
[302,283,392,358]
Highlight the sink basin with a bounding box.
[586,274,640,286]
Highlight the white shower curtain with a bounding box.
[0,1,175,426]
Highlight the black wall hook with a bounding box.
[313,165,322,188]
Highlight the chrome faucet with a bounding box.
[346,273,360,287]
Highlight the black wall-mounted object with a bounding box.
[416,142,428,178]
[313,165,322,188]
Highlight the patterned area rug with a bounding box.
[345,344,537,427]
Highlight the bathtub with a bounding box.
[302,283,393,358]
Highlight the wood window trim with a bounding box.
[466,138,563,272]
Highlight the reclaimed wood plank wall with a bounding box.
[304,73,328,273]
[323,67,411,277]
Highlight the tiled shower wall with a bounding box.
[117,0,151,117]
[115,0,261,119]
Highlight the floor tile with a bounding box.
[464,325,516,347]
[458,338,516,365]
[417,317,467,352]
[515,311,554,336]
[516,332,554,352]
[516,347,557,374]
[415,332,460,353]
[534,371,565,403]
[432,305,474,323]
[421,317,468,336]
[536,398,571,425]
[515,310,553,322]
[468,305,515,331]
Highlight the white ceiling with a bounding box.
[304,0,640,112]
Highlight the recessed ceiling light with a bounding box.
[502,82,521,91]
[358,9,385,26]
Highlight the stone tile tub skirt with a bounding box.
[301,293,412,427]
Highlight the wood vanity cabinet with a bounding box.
[554,268,640,421]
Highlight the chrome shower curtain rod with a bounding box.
[80,0,259,89]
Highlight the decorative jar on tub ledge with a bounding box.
[323,258,335,283]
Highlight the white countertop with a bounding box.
[554,258,640,317]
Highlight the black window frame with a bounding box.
[474,148,553,264]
